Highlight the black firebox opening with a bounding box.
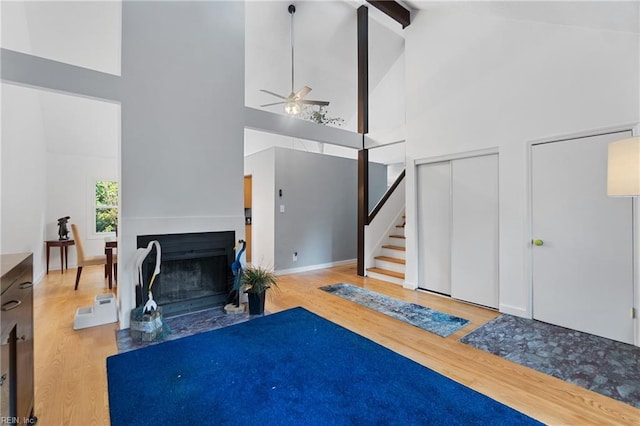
[137,231,235,317]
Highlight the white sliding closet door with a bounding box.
[451,155,499,309]
[417,161,451,294]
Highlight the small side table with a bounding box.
[46,239,75,274]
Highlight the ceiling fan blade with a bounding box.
[299,100,330,106]
[260,101,286,107]
[260,89,287,100]
[295,86,312,99]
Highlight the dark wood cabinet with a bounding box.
[1,253,35,422]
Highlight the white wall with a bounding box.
[404,5,640,317]
[43,89,119,270]
[1,0,121,281]
[368,51,405,145]
[1,0,122,75]
[0,83,120,280]
[46,154,118,267]
[119,2,246,328]
[245,1,357,131]
[245,1,405,134]
[1,83,47,279]
[244,146,276,268]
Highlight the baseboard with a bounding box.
[499,304,530,318]
[33,269,45,286]
[276,259,356,276]
[403,281,417,290]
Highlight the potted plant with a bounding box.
[241,265,278,315]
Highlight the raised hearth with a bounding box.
[137,231,235,317]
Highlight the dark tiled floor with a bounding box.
[460,314,640,408]
[115,306,256,353]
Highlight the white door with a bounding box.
[451,155,499,309]
[417,161,451,295]
[417,155,500,305]
[532,131,634,344]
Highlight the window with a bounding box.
[95,181,118,233]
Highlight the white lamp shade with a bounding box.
[607,137,640,196]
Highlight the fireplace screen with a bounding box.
[137,231,235,317]
[154,255,227,305]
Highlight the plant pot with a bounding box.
[247,291,266,315]
[130,307,163,342]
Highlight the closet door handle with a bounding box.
[0,373,6,386]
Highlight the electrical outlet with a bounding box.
[293,252,298,262]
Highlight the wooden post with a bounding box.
[357,5,368,135]
[357,6,369,277]
[358,147,369,276]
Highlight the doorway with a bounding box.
[531,130,634,344]
[417,152,499,309]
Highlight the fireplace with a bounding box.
[137,231,235,317]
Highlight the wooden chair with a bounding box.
[70,224,117,291]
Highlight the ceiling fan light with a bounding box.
[285,102,301,115]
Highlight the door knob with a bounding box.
[533,239,544,246]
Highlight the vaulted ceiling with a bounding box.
[244,1,406,139]
[3,0,637,163]
[406,1,640,34]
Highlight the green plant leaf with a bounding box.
[241,265,278,294]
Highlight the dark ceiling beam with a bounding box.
[366,1,411,29]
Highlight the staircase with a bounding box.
[366,215,405,285]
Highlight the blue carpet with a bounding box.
[107,307,541,425]
[320,283,469,337]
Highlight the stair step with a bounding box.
[382,245,405,251]
[367,267,405,280]
[382,245,405,260]
[374,256,405,265]
[388,235,406,248]
[374,255,406,273]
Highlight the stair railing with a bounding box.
[368,169,405,224]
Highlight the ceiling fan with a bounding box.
[260,4,330,115]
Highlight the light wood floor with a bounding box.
[35,263,639,425]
